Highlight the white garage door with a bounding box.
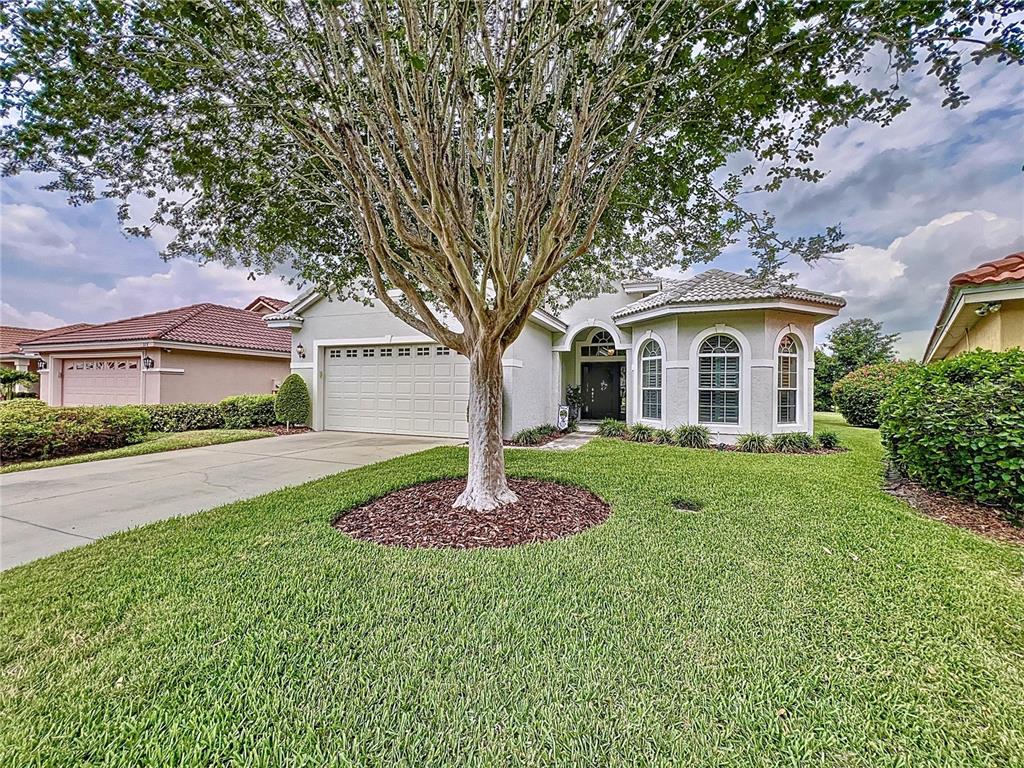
[62,358,141,406]
[323,344,469,438]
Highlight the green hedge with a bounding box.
[143,403,224,432]
[880,349,1023,516]
[832,362,913,428]
[274,374,310,426]
[219,394,278,429]
[0,402,151,463]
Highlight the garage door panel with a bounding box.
[323,344,469,438]
[62,358,141,406]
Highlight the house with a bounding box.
[265,269,845,442]
[1,324,93,396]
[21,301,291,406]
[923,252,1024,363]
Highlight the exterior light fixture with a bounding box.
[37,359,47,371]
[296,343,305,359]
[975,305,989,317]
[975,302,1003,317]
[142,356,155,369]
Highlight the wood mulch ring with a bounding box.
[885,479,1023,546]
[334,477,610,549]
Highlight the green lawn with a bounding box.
[0,429,271,473]
[1,414,1022,766]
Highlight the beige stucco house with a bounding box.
[265,269,845,442]
[21,301,291,406]
[923,252,1024,362]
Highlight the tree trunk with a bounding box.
[454,341,519,511]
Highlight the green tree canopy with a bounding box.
[827,318,901,376]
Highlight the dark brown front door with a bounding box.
[581,362,622,420]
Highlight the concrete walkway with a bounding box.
[0,431,456,571]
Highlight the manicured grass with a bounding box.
[1,414,1022,765]
[0,429,271,473]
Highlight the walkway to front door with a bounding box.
[580,361,624,420]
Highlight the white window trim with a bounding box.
[771,325,812,433]
[633,329,667,427]
[687,326,751,434]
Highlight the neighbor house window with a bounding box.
[639,339,663,420]
[698,334,740,424]
[777,334,799,424]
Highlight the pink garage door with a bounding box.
[62,358,141,406]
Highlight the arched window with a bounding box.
[639,339,663,420]
[777,334,799,424]
[698,334,740,424]
[580,329,617,357]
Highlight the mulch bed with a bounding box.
[260,425,313,436]
[334,478,610,549]
[503,433,562,448]
[885,479,1023,546]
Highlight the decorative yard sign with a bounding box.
[557,406,570,431]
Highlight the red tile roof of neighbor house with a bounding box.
[949,252,1024,286]
[0,324,94,354]
[23,304,290,354]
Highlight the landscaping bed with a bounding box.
[885,478,1023,546]
[334,477,609,548]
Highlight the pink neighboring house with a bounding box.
[20,299,292,406]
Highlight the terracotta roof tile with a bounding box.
[22,304,289,354]
[950,252,1024,286]
[611,268,846,319]
[244,295,290,312]
[0,323,92,354]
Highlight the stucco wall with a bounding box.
[945,299,1023,358]
[503,321,556,434]
[153,350,289,403]
[622,309,817,440]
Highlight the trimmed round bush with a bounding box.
[219,394,277,429]
[143,403,224,432]
[274,374,311,427]
[832,362,914,428]
[880,349,1023,516]
[674,424,711,449]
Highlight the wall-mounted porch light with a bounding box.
[296,343,306,359]
[142,356,155,369]
[37,358,47,371]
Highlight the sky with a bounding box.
[1,54,1022,359]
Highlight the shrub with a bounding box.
[832,362,914,427]
[880,348,1024,515]
[275,374,311,427]
[674,424,711,449]
[511,427,542,445]
[598,419,628,437]
[737,433,771,453]
[816,429,841,450]
[143,403,224,432]
[219,394,277,429]
[771,432,819,453]
[0,404,151,463]
[628,423,654,442]
[652,428,675,445]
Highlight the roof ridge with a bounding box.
[157,302,216,339]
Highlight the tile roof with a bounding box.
[22,304,289,354]
[0,324,93,354]
[611,269,846,319]
[244,296,290,312]
[950,252,1024,286]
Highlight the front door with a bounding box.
[581,362,622,420]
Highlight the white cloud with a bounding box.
[59,260,296,322]
[0,302,68,329]
[0,203,88,266]
[798,210,1024,359]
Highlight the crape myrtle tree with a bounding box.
[2,1,1020,510]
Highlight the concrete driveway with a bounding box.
[0,431,457,570]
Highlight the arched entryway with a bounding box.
[565,327,627,421]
